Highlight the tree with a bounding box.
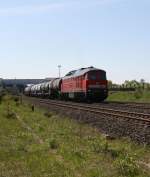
[140,79,145,89]
[108,80,113,88]
[124,80,132,88]
[140,79,145,84]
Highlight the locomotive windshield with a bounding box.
[88,71,106,80]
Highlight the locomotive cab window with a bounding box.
[88,71,97,80]
[100,72,106,80]
[88,71,106,80]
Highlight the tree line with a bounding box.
[108,79,150,91]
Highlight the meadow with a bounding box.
[107,90,150,103]
[0,95,150,177]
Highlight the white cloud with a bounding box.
[0,2,69,16]
[0,0,123,16]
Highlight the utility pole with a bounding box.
[58,65,61,78]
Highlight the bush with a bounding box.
[5,103,17,119]
[44,112,53,118]
[134,89,143,99]
[92,140,109,154]
[13,96,19,103]
[0,95,2,104]
[6,111,17,119]
[115,153,139,177]
[49,139,59,149]
[73,150,85,159]
[91,139,122,160]
[0,91,6,104]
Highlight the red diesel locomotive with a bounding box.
[25,67,108,102]
[61,67,108,101]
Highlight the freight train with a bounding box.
[24,67,108,102]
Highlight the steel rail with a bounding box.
[105,101,150,109]
[31,98,150,125]
[37,99,150,118]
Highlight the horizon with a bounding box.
[0,72,148,85]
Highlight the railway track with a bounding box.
[25,97,150,126]
[105,101,150,110]
[95,102,150,114]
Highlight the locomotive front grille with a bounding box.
[87,88,108,100]
[88,84,107,89]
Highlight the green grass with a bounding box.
[0,95,150,177]
[107,90,150,102]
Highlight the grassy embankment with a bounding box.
[0,95,150,177]
[107,90,150,102]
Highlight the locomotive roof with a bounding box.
[63,67,106,79]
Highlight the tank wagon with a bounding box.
[24,67,108,102]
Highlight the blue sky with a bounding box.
[0,0,150,83]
